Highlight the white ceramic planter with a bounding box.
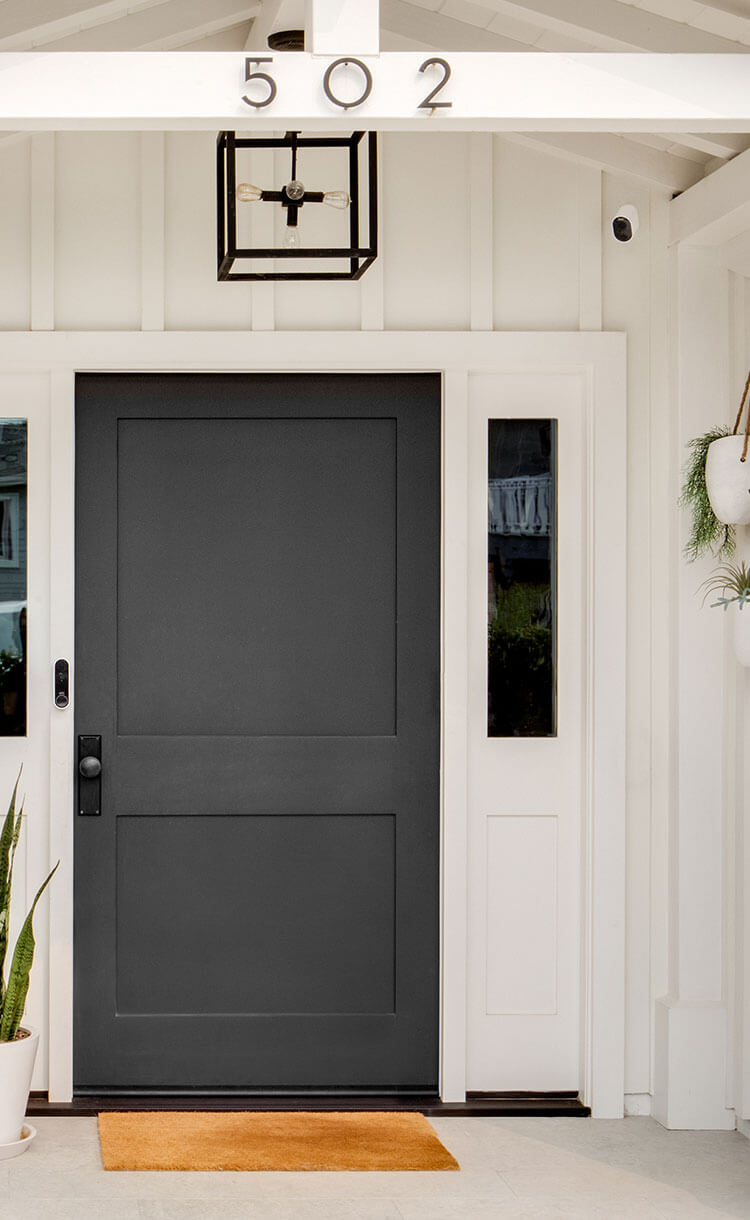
[734,605,750,666]
[0,1027,38,1149]
[706,435,750,524]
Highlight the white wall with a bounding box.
[0,129,671,1105]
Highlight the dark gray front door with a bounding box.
[74,373,441,1093]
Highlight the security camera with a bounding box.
[612,204,639,242]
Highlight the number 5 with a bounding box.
[243,57,277,109]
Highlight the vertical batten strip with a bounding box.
[48,368,75,1103]
[441,367,469,1101]
[140,133,166,332]
[578,166,603,331]
[648,188,671,1102]
[741,275,750,1123]
[361,132,384,331]
[727,269,746,1119]
[30,133,55,332]
[469,134,493,332]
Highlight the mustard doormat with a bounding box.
[97,1110,460,1172]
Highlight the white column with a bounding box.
[306,0,379,56]
[653,243,735,1130]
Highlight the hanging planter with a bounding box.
[679,369,750,561]
[705,369,750,525]
[680,426,735,562]
[700,560,750,666]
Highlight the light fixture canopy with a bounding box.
[217,130,378,282]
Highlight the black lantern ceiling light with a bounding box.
[217,129,378,281]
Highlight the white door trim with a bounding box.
[0,329,625,1114]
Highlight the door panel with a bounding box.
[467,373,585,1092]
[74,372,440,1093]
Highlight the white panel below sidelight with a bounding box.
[486,814,557,1016]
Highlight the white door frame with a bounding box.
[0,329,625,1115]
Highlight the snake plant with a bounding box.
[0,773,58,1041]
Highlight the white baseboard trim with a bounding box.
[737,1116,750,1140]
[624,1093,652,1116]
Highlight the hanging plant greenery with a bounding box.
[679,425,736,562]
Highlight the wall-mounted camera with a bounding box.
[611,204,639,242]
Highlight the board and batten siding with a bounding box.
[0,128,668,1107]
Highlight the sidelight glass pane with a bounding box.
[0,421,27,737]
[488,419,556,737]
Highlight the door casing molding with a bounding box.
[0,330,625,1115]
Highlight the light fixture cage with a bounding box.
[217,130,378,281]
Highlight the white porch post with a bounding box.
[653,244,735,1130]
[306,0,380,56]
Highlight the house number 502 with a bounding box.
[242,56,453,111]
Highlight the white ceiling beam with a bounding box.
[670,146,750,245]
[508,132,704,191]
[29,0,261,52]
[380,0,535,50]
[307,0,380,55]
[4,52,750,132]
[478,0,750,52]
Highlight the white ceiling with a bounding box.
[4,0,750,189]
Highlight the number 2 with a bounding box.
[418,58,452,109]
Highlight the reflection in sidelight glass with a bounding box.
[0,421,27,736]
[488,419,556,737]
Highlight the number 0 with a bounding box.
[322,58,373,110]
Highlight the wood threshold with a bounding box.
[28,1092,591,1118]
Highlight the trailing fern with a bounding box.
[0,771,58,1041]
[679,426,736,562]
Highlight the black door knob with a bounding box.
[79,756,101,779]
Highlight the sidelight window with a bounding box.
[488,418,557,737]
[0,421,26,737]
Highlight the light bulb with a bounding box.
[236,183,262,202]
[285,179,305,201]
[283,227,301,250]
[323,190,350,210]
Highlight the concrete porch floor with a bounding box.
[0,1115,748,1219]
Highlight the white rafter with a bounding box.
[476,0,750,52]
[507,132,705,191]
[0,0,163,50]
[670,145,750,245]
[380,0,536,50]
[6,0,261,52]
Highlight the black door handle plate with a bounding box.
[78,735,102,816]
